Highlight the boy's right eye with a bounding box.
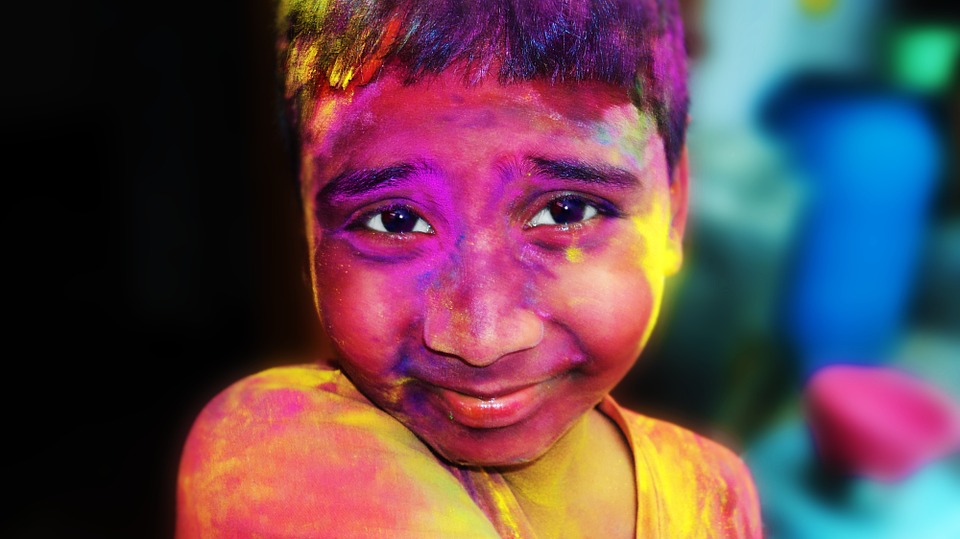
[364,206,434,234]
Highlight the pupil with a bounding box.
[548,197,586,224]
[381,208,417,233]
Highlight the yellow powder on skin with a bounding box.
[564,247,584,263]
[630,194,679,276]
[628,198,672,349]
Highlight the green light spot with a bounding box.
[891,25,960,93]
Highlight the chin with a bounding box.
[418,420,565,469]
[435,444,544,469]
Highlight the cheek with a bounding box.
[543,239,661,371]
[313,241,426,372]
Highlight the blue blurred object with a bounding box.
[745,415,960,539]
[764,80,944,377]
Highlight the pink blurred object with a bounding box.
[805,364,960,483]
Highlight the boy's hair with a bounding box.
[275,0,688,174]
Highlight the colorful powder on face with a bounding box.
[593,126,612,145]
[630,196,673,272]
[289,65,687,480]
[564,247,585,263]
[627,200,672,350]
[277,0,690,174]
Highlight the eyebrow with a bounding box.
[317,162,420,202]
[528,156,639,188]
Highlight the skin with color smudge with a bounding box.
[302,70,688,467]
[176,2,764,534]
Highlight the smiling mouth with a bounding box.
[435,382,549,429]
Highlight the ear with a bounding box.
[663,144,689,276]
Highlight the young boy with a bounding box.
[175,0,762,537]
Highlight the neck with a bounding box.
[498,407,637,538]
[501,412,591,504]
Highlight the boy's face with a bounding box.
[301,72,687,466]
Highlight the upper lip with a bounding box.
[404,347,573,399]
[423,379,548,400]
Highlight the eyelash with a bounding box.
[524,193,618,229]
[347,193,618,235]
[350,204,434,235]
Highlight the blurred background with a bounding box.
[613,0,960,536]
[4,0,957,537]
[618,0,960,441]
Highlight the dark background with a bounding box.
[6,1,319,537]
[4,1,957,537]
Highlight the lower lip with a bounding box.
[436,382,549,429]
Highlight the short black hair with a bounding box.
[275,0,689,174]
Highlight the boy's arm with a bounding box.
[175,365,500,538]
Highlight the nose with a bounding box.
[423,236,543,367]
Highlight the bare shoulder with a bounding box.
[175,364,496,538]
[179,363,381,443]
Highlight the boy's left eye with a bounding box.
[526,196,599,227]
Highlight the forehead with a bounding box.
[300,72,657,186]
[306,72,649,143]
